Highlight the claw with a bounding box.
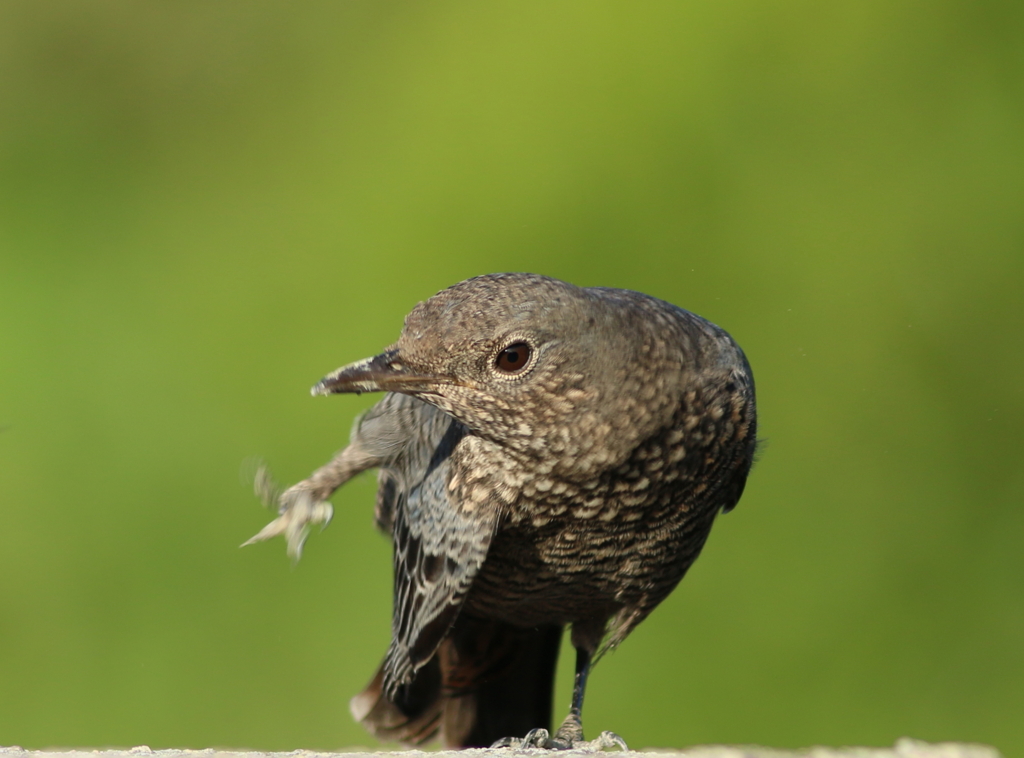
[523,728,557,748]
[590,732,628,751]
[490,728,559,749]
[252,462,283,508]
[243,465,334,561]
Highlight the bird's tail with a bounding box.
[350,618,563,748]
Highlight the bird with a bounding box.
[245,272,758,749]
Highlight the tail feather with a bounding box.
[349,657,443,745]
[352,618,563,748]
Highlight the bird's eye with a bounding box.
[495,342,531,374]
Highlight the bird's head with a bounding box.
[313,273,736,477]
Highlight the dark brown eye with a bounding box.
[495,342,531,374]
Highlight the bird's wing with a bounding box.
[353,393,500,697]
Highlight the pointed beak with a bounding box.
[310,350,444,396]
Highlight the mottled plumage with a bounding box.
[246,273,757,749]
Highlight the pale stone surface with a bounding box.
[0,740,1003,758]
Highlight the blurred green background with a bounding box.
[1,0,1022,754]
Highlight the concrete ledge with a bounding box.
[0,740,1002,758]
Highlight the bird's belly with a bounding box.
[464,504,709,628]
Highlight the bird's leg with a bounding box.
[242,444,379,561]
[546,645,590,746]
[551,647,626,750]
[491,646,627,751]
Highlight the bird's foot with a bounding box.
[491,727,627,751]
[241,464,334,561]
[491,728,561,749]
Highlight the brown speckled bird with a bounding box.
[245,273,757,749]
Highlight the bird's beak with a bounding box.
[310,350,443,396]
